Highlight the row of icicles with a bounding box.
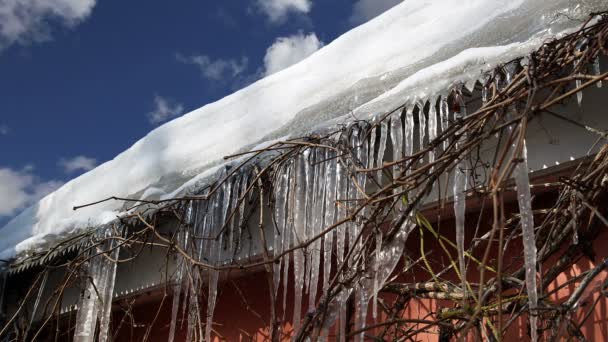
[68,53,607,341]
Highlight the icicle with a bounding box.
[372,230,382,320]
[482,86,489,104]
[304,150,316,296]
[317,220,411,337]
[354,287,370,342]
[456,88,467,117]
[440,96,449,151]
[292,152,308,334]
[282,161,294,320]
[74,257,102,342]
[576,77,583,106]
[465,79,477,93]
[319,153,337,341]
[74,228,120,342]
[308,149,326,310]
[405,107,414,158]
[368,122,377,183]
[168,232,185,342]
[98,232,120,342]
[514,142,538,342]
[574,40,587,107]
[504,62,517,86]
[322,153,337,295]
[453,164,468,293]
[335,159,347,265]
[390,112,404,173]
[335,158,348,342]
[273,166,290,299]
[594,56,602,88]
[205,179,232,342]
[234,173,250,259]
[187,203,206,342]
[186,252,202,342]
[346,128,360,259]
[428,97,438,164]
[355,125,369,216]
[418,103,426,152]
[454,90,469,298]
[376,121,388,183]
[228,176,242,261]
[25,271,49,338]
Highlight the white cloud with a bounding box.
[147,95,184,124]
[177,53,249,81]
[0,125,8,135]
[256,0,311,23]
[0,0,96,50]
[263,32,323,76]
[349,0,402,25]
[0,167,63,217]
[58,155,97,174]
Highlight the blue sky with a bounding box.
[0,0,400,226]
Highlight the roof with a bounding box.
[1,0,606,261]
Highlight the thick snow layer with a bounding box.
[1,0,606,260]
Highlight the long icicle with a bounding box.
[292,151,308,335]
[335,157,348,342]
[168,228,188,342]
[25,270,49,339]
[73,233,106,342]
[205,177,232,342]
[320,151,337,339]
[274,166,289,300]
[372,230,382,320]
[309,148,326,310]
[354,125,371,341]
[98,229,120,342]
[282,161,294,321]
[272,169,287,298]
[514,141,538,342]
[453,90,469,299]
[304,150,316,297]
[322,152,337,296]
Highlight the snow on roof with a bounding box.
[1,0,606,260]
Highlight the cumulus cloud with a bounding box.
[177,53,249,81]
[146,95,184,124]
[256,0,311,23]
[0,0,96,51]
[59,155,97,174]
[0,125,8,135]
[349,0,402,25]
[263,32,323,76]
[0,167,63,217]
